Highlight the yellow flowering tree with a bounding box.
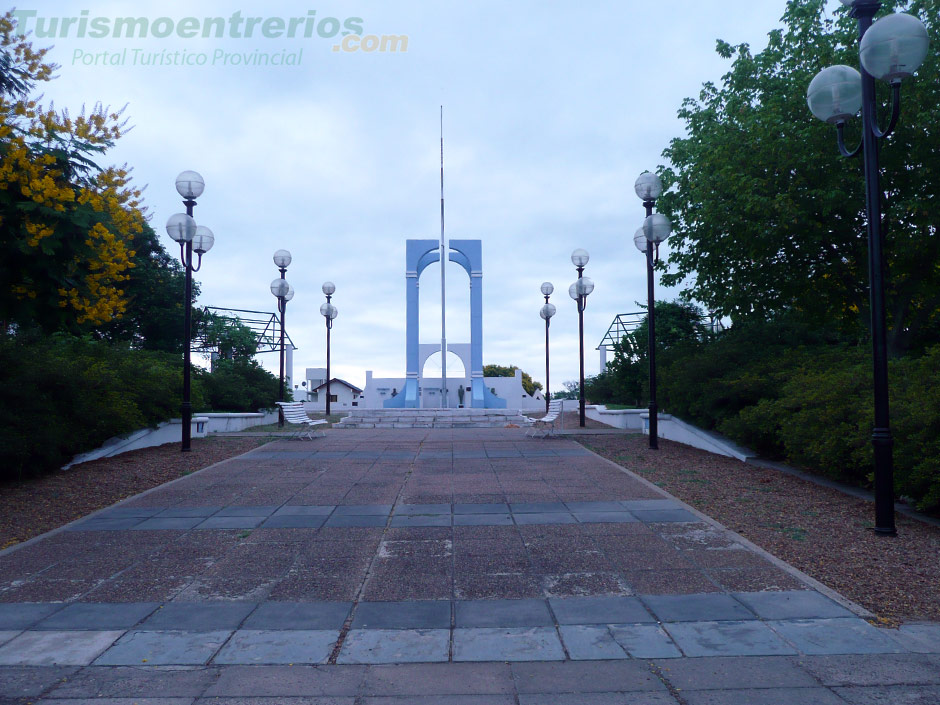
[0,11,143,332]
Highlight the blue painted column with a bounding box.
[387,240,440,408]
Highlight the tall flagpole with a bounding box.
[440,106,447,408]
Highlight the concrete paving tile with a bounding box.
[511,503,568,513]
[733,590,853,620]
[42,699,194,705]
[558,625,628,660]
[681,688,844,705]
[274,505,336,516]
[68,517,145,531]
[453,627,564,661]
[453,573,542,600]
[337,629,450,664]
[261,515,327,528]
[133,518,203,531]
[513,513,577,525]
[512,660,666,693]
[194,516,266,530]
[242,602,351,630]
[0,630,124,666]
[155,508,222,518]
[540,572,632,597]
[640,593,755,622]
[214,506,279,517]
[0,665,76,696]
[352,601,451,629]
[621,500,680,511]
[98,506,164,518]
[549,596,654,625]
[664,620,796,657]
[397,504,452,515]
[94,630,231,665]
[573,512,639,524]
[0,603,64,630]
[800,654,940,686]
[213,629,337,664]
[324,515,388,528]
[884,624,940,654]
[518,695,679,705]
[709,566,806,592]
[362,662,514,695]
[363,697,514,705]
[769,618,908,655]
[564,502,627,512]
[0,631,20,647]
[389,515,452,528]
[653,655,817,690]
[832,685,940,704]
[34,602,159,630]
[453,514,514,526]
[140,603,257,630]
[625,569,722,595]
[631,509,699,523]
[455,599,552,627]
[333,505,393,516]
[454,503,510,514]
[609,623,683,658]
[202,664,366,696]
[45,665,221,697]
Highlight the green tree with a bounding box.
[0,12,143,333]
[483,363,543,396]
[196,313,259,360]
[658,0,940,355]
[93,222,196,352]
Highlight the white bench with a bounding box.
[275,401,328,440]
[523,399,563,437]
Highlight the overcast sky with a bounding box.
[13,1,845,393]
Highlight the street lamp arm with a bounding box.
[836,122,864,159]
[871,81,902,140]
[178,244,205,273]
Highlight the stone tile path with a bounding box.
[1,428,938,703]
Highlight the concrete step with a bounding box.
[336,409,533,429]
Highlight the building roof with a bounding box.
[311,378,363,394]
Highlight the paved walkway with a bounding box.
[1,429,938,703]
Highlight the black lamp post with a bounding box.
[568,249,594,428]
[320,282,337,415]
[540,282,556,413]
[270,249,293,428]
[807,1,928,536]
[633,172,672,450]
[165,171,214,452]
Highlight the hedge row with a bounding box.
[656,337,940,512]
[0,335,281,480]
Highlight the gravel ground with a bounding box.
[0,436,265,549]
[580,433,940,623]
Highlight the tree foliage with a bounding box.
[0,11,144,332]
[658,0,940,355]
[483,363,543,396]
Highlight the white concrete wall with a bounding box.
[304,383,362,411]
[64,417,210,469]
[360,369,544,410]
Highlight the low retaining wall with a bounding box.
[585,405,754,461]
[64,411,278,469]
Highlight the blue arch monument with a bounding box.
[384,238,505,409]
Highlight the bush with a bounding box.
[196,358,282,412]
[599,316,940,513]
[0,334,192,479]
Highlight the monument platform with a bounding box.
[336,408,530,428]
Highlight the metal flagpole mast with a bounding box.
[440,106,447,408]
